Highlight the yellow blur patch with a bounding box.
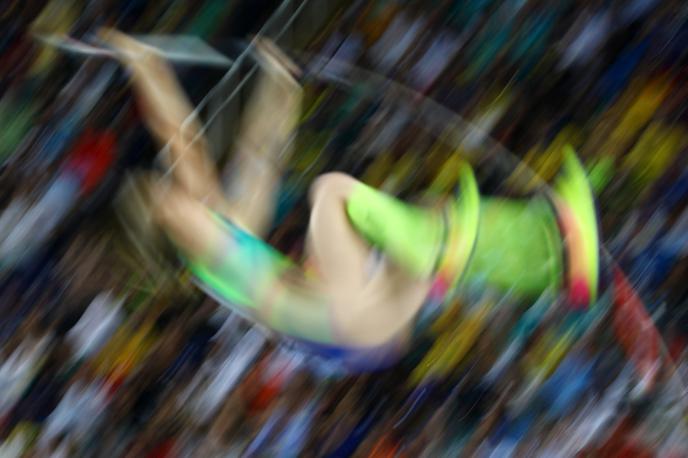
[410,301,490,385]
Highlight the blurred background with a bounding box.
[1,0,688,456]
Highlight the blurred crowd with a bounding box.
[1,0,688,456]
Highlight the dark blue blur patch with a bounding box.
[538,352,594,421]
[325,398,387,458]
[9,372,66,426]
[596,38,650,107]
[158,323,216,385]
[285,337,402,374]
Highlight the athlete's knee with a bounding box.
[310,172,359,204]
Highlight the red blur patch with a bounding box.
[612,268,661,391]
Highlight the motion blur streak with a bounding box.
[0,0,687,457]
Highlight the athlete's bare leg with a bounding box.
[102,30,301,237]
